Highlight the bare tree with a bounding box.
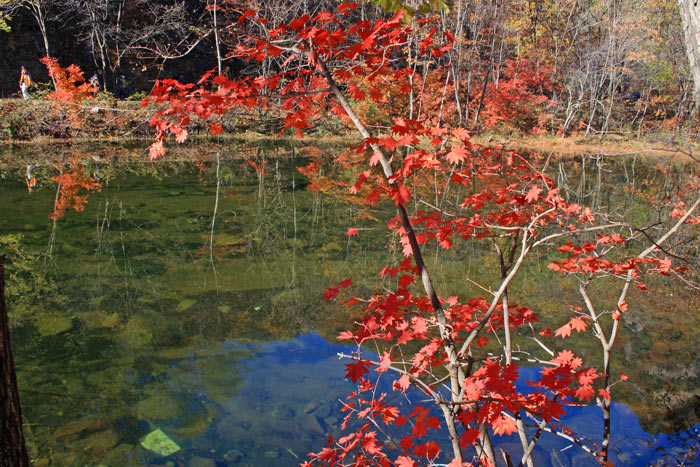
[679,0,700,112]
[0,0,53,57]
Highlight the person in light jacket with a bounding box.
[19,66,31,100]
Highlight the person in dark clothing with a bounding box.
[116,75,129,99]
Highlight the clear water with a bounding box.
[0,143,697,466]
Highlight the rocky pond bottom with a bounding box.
[36,333,697,467]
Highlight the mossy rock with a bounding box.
[121,315,153,347]
[99,443,150,466]
[35,315,72,336]
[53,419,94,438]
[140,429,180,457]
[136,393,184,421]
[81,429,119,452]
[176,298,197,312]
[100,313,121,328]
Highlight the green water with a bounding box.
[0,142,698,466]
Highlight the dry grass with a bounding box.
[474,133,700,163]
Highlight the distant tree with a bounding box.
[59,0,208,92]
[0,0,55,57]
[679,0,700,112]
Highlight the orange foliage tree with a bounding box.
[40,56,97,126]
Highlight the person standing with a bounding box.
[89,73,100,96]
[19,66,31,100]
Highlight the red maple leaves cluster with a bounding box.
[146,3,699,466]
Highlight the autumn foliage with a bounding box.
[40,56,97,127]
[49,153,102,220]
[40,57,96,105]
[147,3,699,466]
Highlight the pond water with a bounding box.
[0,142,698,466]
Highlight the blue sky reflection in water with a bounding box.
[140,333,698,466]
[0,146,698,466]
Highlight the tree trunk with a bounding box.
[679,0,700,110]
[0,255,30,467]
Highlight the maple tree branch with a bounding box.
[521,416,598,459]
[337,352,441,400]
[612,193,700,348]
[457,208,556,364]
[314,50,470,463]
[527,323,555,357]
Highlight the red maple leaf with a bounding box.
[395,456,415,467]
[569,317,587,333]
[392,185,411,205]
[492,414,518,435]
[209,123,224,135]
[554,323,572,339]
[377,351,392,373]
[576,384,595,401]
[323,286,339,301]
[525,185,542,203]
[345,360,371,383]
[446,145,468,164]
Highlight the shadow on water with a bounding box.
[0,142,697,465]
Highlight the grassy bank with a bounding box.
[1,97,698,162]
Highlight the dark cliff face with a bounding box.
[0,8,224,98]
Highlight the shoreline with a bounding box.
[1,98,698,162]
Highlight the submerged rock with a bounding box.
[270,404,295,420]
[188,455,215,467]
[314,401,332,418]
[136,393,183,421]
[99,443,149,466]
[53,419,95,438]
[140,428,180,456]
[302,400,319,414]
[177,298,197,312]
[223,449,244,463]
[36,315,72,336]
[81,429,119,452]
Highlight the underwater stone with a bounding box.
[223,449,244,463]
[314,401,332,418]
[99,443,149,466]
[270,404,295,420]
[177,298,197,312]
[53,419,95,438]
[36,315,72,336]
[263,450,280,459]
[302,400,319,414]
[303,415,324,434]
[140,429,180,456]
[81,429,119,452]
[136,393,184,421]
[188,455,215,467]
[323,416,338,427]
